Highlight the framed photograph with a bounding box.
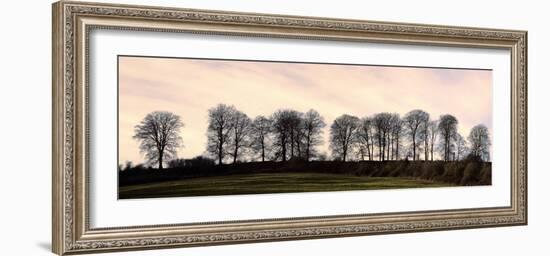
[52,1,527,255]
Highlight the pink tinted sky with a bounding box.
[118,56,492,165]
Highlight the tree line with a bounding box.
[206,104,326,165]
[133,105,491,169]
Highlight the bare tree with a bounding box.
[301,109,326,161]
[387,114,397,160]
[427,120,438,161]
[468,124,491,161]
[373,113,393,161]
[133,111,184,169]
[287,110,303,159]
[356,117,375,160]
[228,110,252,164]
[404,110,430,161]
[389,114,403,160]
[206,104,236,165]
[250,116,272,162]
[330,114,360,161]
[438,114,458,161]
[271,110,295,162]
[421,117,431,161]
[455,133,468,161]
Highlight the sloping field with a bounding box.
[119,172,452,199]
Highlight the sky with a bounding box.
[118,56,492,165]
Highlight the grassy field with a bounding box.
[119,172,453,199]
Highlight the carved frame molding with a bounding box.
[52,1,527,255]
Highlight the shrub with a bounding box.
[479,163,492,185]
[461,162,481,185]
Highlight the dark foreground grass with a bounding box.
[119,172,452,199]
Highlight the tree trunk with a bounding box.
[296,135,302,159]
[305,133,311,161]
[370,141,374,160]
[381,132,385,161]
[386,133,390,160]
[233,131,239,164]
[444,137,449,161]
[444,139,446,161]
[290,130,295,158]
[448,137,451,161]
[367,137,372,161]
[425,135,429,161]
[306,145,310,161]
[390,136,394,160]
[412,137,416,161]
[281,136,287,162]
[430,142,434,161]
[378,133,382,161]
[390,134,395,160]
[261,141,265,162]
[218,130,223,165]
[396,136,399,160]
[158,150,164,170]
[343,150,347,162]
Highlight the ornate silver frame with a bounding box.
[52,1,527,255]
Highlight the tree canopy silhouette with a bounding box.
[301,109,326,161]
[404,109,430,161]
[468,124,491,161]
[271,110,296,162]
[206,104,237,165]
[427,120,439,161]
[330,114,360,162]
[133,111,184,169]
[373,112,392,161]
[228,109,252,164]
[438,114,458,161]
[130,105,491,168]
[250,115,273,162]
[356,117,375,161]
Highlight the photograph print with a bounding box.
[118,56,493,199]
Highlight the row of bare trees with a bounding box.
[133,107,491,169]
[206,104,326,165]
[328,110,490,163]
